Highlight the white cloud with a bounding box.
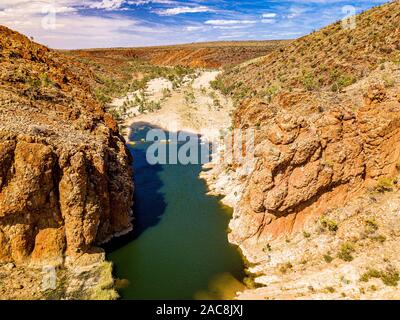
[261,19,276,24]
[262,13,277,18]
[0,1,77,21]
[89,0,125,10]
[185,26,204,31]
[127,0,176,5]
[155,6,214,16]
[212,25,249,30]
[285,6,308,19]
[204,19,257,26]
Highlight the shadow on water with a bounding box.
[103,125,167,250]
[105,122,245,300]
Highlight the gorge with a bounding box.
[1,0,400,300]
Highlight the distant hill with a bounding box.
[67,40,289,69]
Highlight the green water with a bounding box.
[107,125,244,300]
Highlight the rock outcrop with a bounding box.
[203,1,400,299]
[0,26,134,268]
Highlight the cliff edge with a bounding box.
[203,1,400,299]
[0,26,134,299]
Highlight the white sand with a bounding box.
[120,70,233,142]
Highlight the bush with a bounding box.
[325,286,336,293]
[365,219,379,234]
[301,72,319,91]
[376,177,393,192]
[338,242,355,262]
[278,262,293,274]
[320,217,338,232]
[330,69,355,92]
[184,90,196,105]
[380,267,400,286]
[264,85,280,102]
[360,267,399,287]
[383,75,395,88]
[303,231,311,239]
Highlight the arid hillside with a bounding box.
[0,25,133,299]
[204,0,400,299]
[214,2,399,100]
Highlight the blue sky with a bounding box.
[0,0,390,49]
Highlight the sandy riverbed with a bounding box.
[111,70,233,142]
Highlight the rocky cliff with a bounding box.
[0,26,134,298]
[203,1,400,299]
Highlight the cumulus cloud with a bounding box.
[155,6,214,16]
[89,0,126,10]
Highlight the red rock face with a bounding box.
[229,83,400,243]
[0,26,133,265]
[213,1,400,246]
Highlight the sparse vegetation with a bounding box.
[320,216,338,232]
[278,262,293,274]
[67,54,195,107]
[382,75,395,88]
[376,177,393,193]
[303,231,311,239]
[323,254,334,263]
[301,72,319,91]
[264,84,280,101]
[338,242,355,262]
[360,267,400,287]
[325,286,336,293]
[184,89,196,105]
[365,218,379,235]
[162,88,172,100]
[330,69,355,92]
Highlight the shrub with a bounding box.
[278,262,293,274]
[380,267,400,287]
[324,254,334,263]
[325,286,336,293]
[301,72,319,91]
[365,219,379,235]
[382,75,395,88]
[360,268,381,282]
[39,73,54,87]
[263,244,272,252]
[320,217,338,232]
[360,267,399,287]
[330,69,356,92]
[184,90,196,105]
[371,235,387,243]
[338,242,355,262]
[303,231,311,239]
[264,85,280,102]
[376,177,393,193]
